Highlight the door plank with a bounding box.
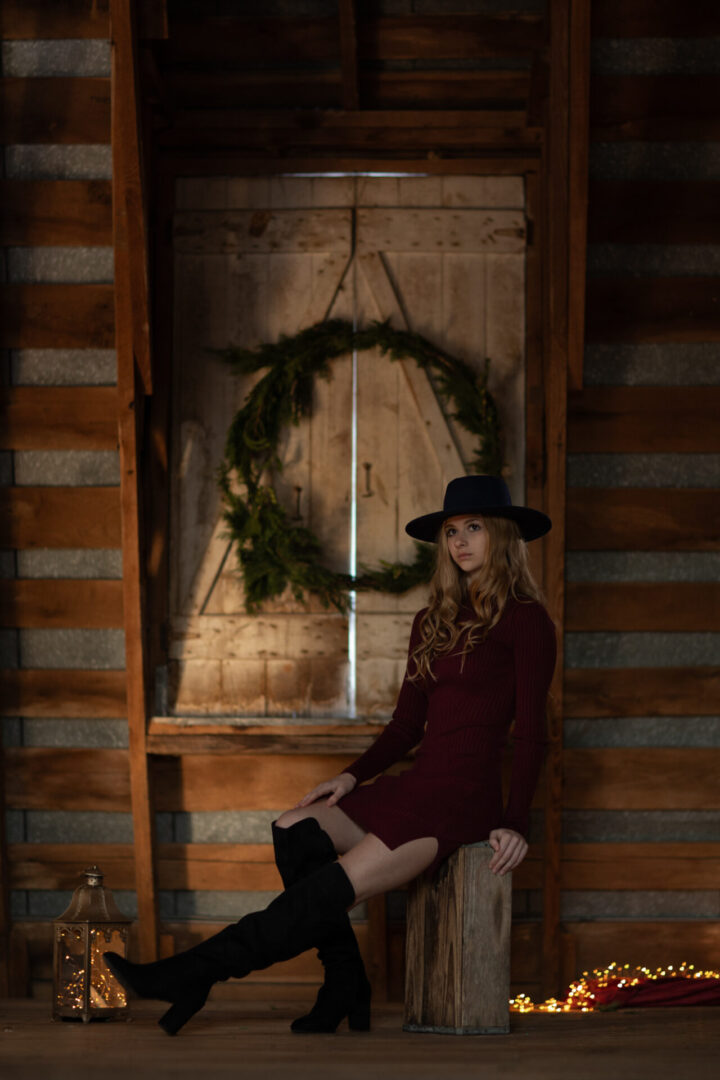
[357,208,525,254]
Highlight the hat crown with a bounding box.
[443,475,512,513]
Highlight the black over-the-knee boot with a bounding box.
[104,860,356,1036]
[271,819,371,1033]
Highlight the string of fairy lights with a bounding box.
[510,961,720,1013]
[57,928,127,1012]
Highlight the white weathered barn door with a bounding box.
[167,176,526,721]
[352,176,526,716]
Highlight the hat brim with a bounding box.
[405,505,552,543]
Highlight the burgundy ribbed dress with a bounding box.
[339,595,557,876]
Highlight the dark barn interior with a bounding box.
[1,2,719,1076]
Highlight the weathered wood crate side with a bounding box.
[404,842,511,1034]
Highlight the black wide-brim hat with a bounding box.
[405,475,552,543]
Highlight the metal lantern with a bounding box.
[53,865,132,1023]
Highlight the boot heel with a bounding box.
[158,990,208,1036]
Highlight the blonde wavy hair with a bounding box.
[410,513,547,682]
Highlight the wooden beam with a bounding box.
[5,748,130,811]
[151,754,359,812]
[157,14,542,66]
[587,180,720,244]
[586,277,720,343]
[164,69,531,112]
[146,720,384,757]
[539,0,574,1002]
[0,726,10,995]
[10,839,720,895]
[0,579,123,629]
[0,78,110,144]
[361,14,544,60]
[567,0,591,392]
[565,921,720,979]
[566,582,720,632]
[338,0,359,111]
[590,75,720,142]
[0,387,118,450]
[566,488,720,551]
[592,1,720,39]
[0,0,167,40]
[0,669,126,718]
[0,487,121,549]
[564,749,720,810]
[560,844,720,891]
[564,666,720,717]
[567,386,720,452]
[0,180,112,246]
[0,284,114,349]
[111,0,158,962]
[157,113,541,153]
[0,0,109,38]
[159,155,542,178]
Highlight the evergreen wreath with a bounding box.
[216,319,502,614]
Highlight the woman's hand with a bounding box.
[488,828,528,875]
[294,772,357,809]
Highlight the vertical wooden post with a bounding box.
[111,0,159,962]
[404,844,511,1035]
[567,1,592,393]
[540,0,590,999]
[0,735,11,995]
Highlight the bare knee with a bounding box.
[340,835,438,904]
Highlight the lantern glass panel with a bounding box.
[90,928,128,1010]
[56,926,87,1013]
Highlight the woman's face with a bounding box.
[443,514,490,573]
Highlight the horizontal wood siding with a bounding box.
[567,387,720,452]
[6,746,717,813]
[0,579,124,628]
[585,278,720,343]
[0,670,126,718]
[566,489,720,550]
[0,78,110,144]
[565,582,720,632]
[564,667,720,717]
[9,841,719,893]
[0,180,112,246]
[0,487,121,548]
[0,387,119,450]
[587,181,720,244]
[590,75,720,141]
[0,285,115,348]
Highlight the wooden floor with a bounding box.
[1,998,718,1080]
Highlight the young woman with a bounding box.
[105,475,557,1037]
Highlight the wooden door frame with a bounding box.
[135,9,588,997]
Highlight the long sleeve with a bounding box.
[500,601,557,837]
[344,610,429,785]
